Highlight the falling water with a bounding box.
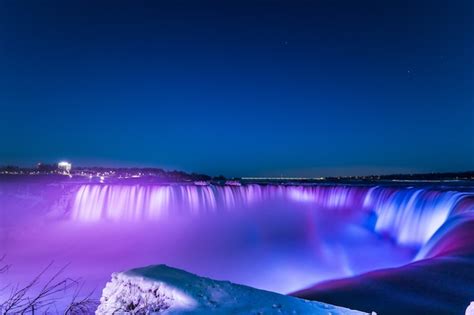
[70,183,474,252]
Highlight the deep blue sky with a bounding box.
[0,0,473,176]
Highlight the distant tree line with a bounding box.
[0,164,228,182]
[325,171,474,181]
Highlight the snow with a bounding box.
[96,264,369,314]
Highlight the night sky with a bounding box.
[1,0,472,176]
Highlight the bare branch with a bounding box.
[0,259,98,314]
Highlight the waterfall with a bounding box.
[70,184,373,221]
[363,186,472,246]
[70,183,474,253]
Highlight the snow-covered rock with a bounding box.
[96,264,368,314]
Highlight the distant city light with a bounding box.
[241,176,325,181]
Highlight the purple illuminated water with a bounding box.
[1,179,474,312]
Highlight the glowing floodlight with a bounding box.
[58,161,72,173]
[467,302,474,315]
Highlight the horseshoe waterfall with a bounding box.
[1,180,474,314]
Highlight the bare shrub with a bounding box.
[0,258,98,314]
